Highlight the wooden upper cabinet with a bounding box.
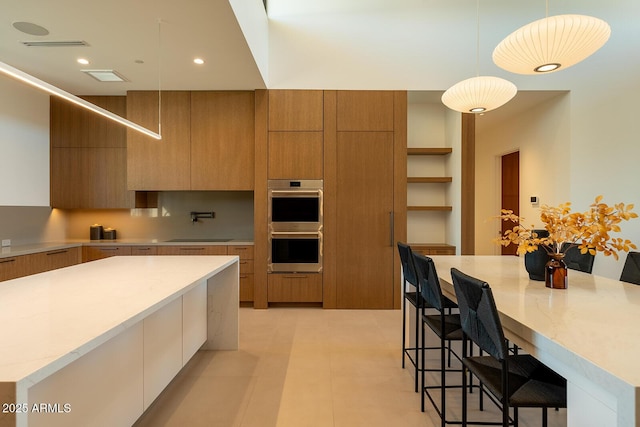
[336,91,395,131]
[191,91,255,190]
[268,131,323,179]
[268,90,323,131]
[51,147,133,208]
[50,96,126,148]
[50,96,134,208]
[127,91,191,191]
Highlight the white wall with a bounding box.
[229,0,269,85]
[407,101,448,244]
[475,94,571,256]
[0,77,50,206]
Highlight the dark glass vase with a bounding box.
[545,253,568,289]
[524,229,550,281]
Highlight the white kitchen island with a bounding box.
[0,255,239,427]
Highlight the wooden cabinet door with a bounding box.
[28,248,81,273]
[0,256,28,282]
[83,246,133,262]
[268,131,323,179]
[156,245,228,256]
[336,91,395,131]
[336,132,395,308]
[190,91,255,190]
[127,91,191,190]
[51,148,133,208]
[50,96,127,148]
[268,273,323,302]
[131,246,158,256]
[268,90,323,131]
[50,96,134,208]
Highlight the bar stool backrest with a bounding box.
[560,242,595,273]
[620,251,640,285]
[413,253,445,311]
[451,268,508,362]
[397,242,418,288]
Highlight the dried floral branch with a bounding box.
[493,196,637,260]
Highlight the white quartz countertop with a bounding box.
[0,255,238,386]
[0,239,253,258]
[430,255,640,388]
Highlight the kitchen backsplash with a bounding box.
[0,206,66,245]
[61,191,254,241]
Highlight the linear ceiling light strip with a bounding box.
[0,60,161,140]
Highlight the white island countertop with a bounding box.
[430,255,640,427]
[0,255,237,386]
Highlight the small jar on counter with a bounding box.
[103,228,117,240]
[90,224,104,240]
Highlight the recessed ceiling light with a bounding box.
[77,58,89,65]
[193,58,205,65]
[81,69,128,82]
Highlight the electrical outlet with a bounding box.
[1,239,10,247]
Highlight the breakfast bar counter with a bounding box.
[0,255,239,427]
[430,255,640,427]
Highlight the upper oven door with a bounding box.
[268,180,323,231]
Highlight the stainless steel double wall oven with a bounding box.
[267,179,323,273]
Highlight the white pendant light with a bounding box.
[493,11,611,74]
[442,76,517,113]
[442,0,517,114]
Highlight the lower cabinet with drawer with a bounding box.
[156,245,228,256]
[268,273,322,303]
[410,244,456,256]
[83,246,133,262]
[29,247,82,273]
[229,245,254,303]
[0,255,29,282]
[1,247,82,281]
[131,246,158,256]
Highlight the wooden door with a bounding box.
[190,91,255,190]
[501,151,520,256]
[336,132,394,308]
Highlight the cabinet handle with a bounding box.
[0,258,16,264]
[240,275,248,279]
[46,250,68,256]
[232,247,247,250]
[137,247,152,251]
[283,275,307,279]
[101,248,119,251]
[179,247,205,251]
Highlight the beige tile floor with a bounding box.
[134,307,567,427]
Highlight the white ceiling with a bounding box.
[0,0,266,95]
[0,0,635,123]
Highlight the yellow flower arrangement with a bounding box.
[496,196,638,260]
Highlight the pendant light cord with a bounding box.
[157,19,163,137]
[475,0,480,77]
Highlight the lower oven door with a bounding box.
[268,231,323,273]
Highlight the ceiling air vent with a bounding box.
[20,40,90,47]
[81,69,128,82]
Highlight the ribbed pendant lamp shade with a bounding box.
[493,14,611,74]
[441,76,517,114]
